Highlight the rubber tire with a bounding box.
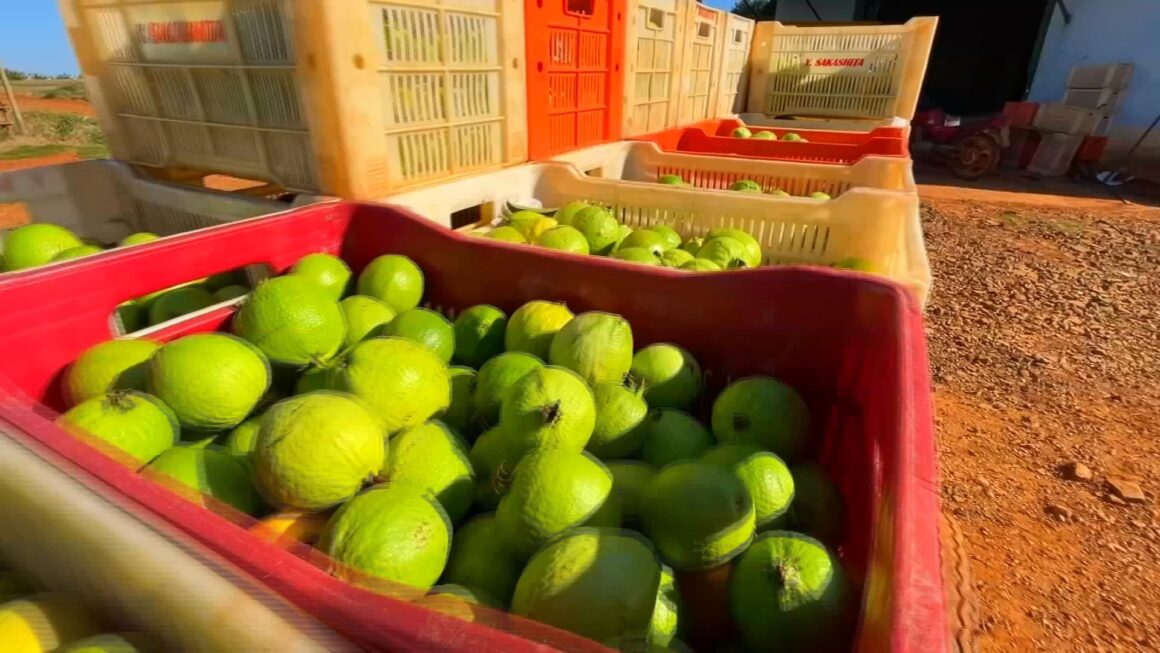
[941,514,979,653]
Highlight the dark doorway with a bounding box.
[867,0,1052,115]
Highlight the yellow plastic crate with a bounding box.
[386,161,929,305]
[60,0,528,198]
[745,17,937,123]
[673,3,726,126]
[623,0,687,137]
[713,11,755,118]
[552,139,917,195]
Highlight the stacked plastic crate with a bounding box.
[1027,63,1133,174]
[0,4,954,652]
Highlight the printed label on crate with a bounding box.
[126,2,235,64]
[802,54,868,68]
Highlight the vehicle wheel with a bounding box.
[948,134,1000,179]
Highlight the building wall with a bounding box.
[1028,0,1160,171]
[773,0,856,22]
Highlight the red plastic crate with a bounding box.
[525,0,627,159]
[634,118,908,164]
[1075,135,1109,163]
[0,201,943,653]
[1002,101,1040,128]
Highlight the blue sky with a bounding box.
[0,1,738,75]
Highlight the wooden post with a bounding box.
[0,60,26,135]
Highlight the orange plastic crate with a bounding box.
[525,0,627,159]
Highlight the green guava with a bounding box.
[384,420,474,524]
[57,391,179,466]
[639,409,714,468]
[658,174,684,185]
[340,295,397,348]
[334,336,451,434]
[233,275,345,367]
[553,200,590,226]
[290,253,351,301]
[731,127,752,138]
[51,245,103,262]
[605,460,656,524]
[442,366,477,437]
[500,366,596,456]
[571,206,622,255]
[729,180,762,193]
[441,513,524,606]
[660,249,695,268]
[1,223,82,270]
[144,444,264,515]
[536,225,591,255]
[223,414,263,457]
[356,254,424,313]
[548,311,634,386]
[612,247,661,265]
[148,286,216,325]
[618,230,669,257]
[705,228,762,268]
[586,382,648,459]
[640,461,755,570]
[505,300,573,360]
[383,307,456,364]
[679,259,722,272]
[696,237,751,270]
[468,425,521,510]
[146,334,270,432]
[751,131,776,140]
[488,226,527,244]
[473,351,543,427]
[711,376,810,460]
[452,304,507,368]
[63,338,159,407]
[629,344,702,411]
[702,443,795,529]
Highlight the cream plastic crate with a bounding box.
[0,160,316,249]
[60,0,527,198]
[1028,132,1083,177]
[387,161,929,304]
[674,3,726,125]
[745,17,937,123]
[624,0,687,137]
[551,140,917,195]
[1067,63,1133,90]
[1032,103,1100,135]
[737,112,909,134]
[0,433,348,652]
[1062,87,1124,114]
[713,12,755,117]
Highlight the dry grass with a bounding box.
[0,111,107,160]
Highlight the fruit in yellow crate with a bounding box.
[571,206,621,255]
[832,256,877,272]
[610,224,634,253]
[711,376,810,460]
[618,229,669,257]
[525,217,559,242]
[506,210,549,239]
[144,444,264,515]
[768,189,791,197]
[57,632,150,653]
[487,226,527,243]
[63,338,159,406]
[253,391,383,511]
[586,382,648,459]
[680,258,723,272]
[809,191,832,200]
[549,311,633,387]
[147,333,270,432]
[233,275,345,367]
[612,247,661,265]
[660,248,694,268]
[728,179,762,193]
[147,285,216,325]
[223,414,263,457]
[452,304,507,368]
[782,132,808,142]
[1,223,83,271]
[320,482,452,593]
[469,425,521,510]
[58,391,179,466]
[641,461,756,570]
[356,254,424,313]
[605,460,655,524]
[751,131,776,140]
[213,284,248,302]
[443,366,477,436]
[702,443,795,529]
[658,174,684,185]
[442,514,523,607]
[505,300,573,360]
[731,126,752,138]
[384,420,475,524]
[553,200,590,226]
[474,351,544,427]
[291,253,351,301]
[705,228,762,268]
[511,528,660,641]
[0,594,98,652]
[500,366,596,456]
[630,343,702,411]
[697,237,753,270]
[639,408,713,468]
[730,532,852,651]
[120,232,160,247]
[536,225,590,255]
[51,245,103,262]
[251,510,330,546]
[334,336,451,434]
[496,450,613,558]
[340,295,396,348]
[383,307,455,364]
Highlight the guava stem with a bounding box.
[775,563,801,590]
[104,390,132,412]
[542,400,562,426]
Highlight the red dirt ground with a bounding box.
[11,94,96,117]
